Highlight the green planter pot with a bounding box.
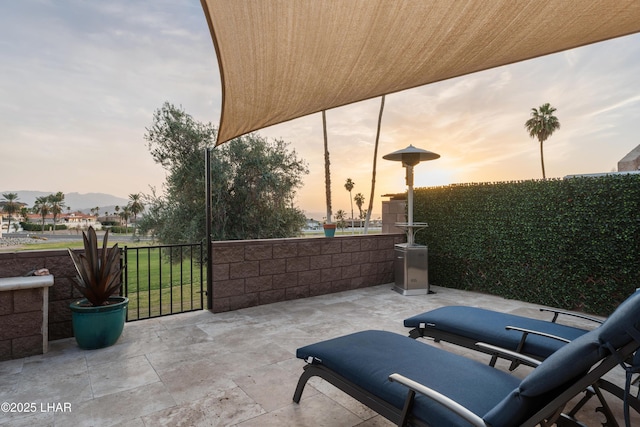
[69,297,129,350]
[323,223,336,237]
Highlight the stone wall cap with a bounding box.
[0,275,54,291]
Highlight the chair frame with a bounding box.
[406,307,640,418]
[293,337,640,427]
[407,307,602,363]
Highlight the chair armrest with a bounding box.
[505,326,573,344]
[475,342,542,368]
[389,373,488,427]
[503,326,571,370]
[540,308,604,325]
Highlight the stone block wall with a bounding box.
[0,250,86,343]
[0,234,404,348]
[211,234,404,312]
[382,200,407,234]
[0,286,44,360]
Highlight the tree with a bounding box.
[48,192,65,234]
[138,102,308,243]
[128,193,144,235]
[354,193,365,228]
[1,193,19,234]
[335,209,347,232]
[525,103,560,179]
[19,207,29,224]
[344,178,354,232]
[365,95,385,233]
[322,110,332,224]
[120,206,131,232]
[33,196,51,233]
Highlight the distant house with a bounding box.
[64,212,99,229]
[304,219,321,231]
[0,201,28,234]
[618,144,640,172]
[26,211,99,230]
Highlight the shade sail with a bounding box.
[200,0,640,145]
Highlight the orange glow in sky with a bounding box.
[1,2,639,219]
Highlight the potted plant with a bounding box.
[68,226,128,349]
[322,222,337,237]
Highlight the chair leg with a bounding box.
[555,413,589,427]
[592,384,619,427]
[408,328,423,339]
[293,367,315,403]
[566,388,596,417]
[398,389,415,427]
[565,385,619,427]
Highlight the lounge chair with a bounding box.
[293,290,640,427]
[403,300,640,419]
[404,305,603,365]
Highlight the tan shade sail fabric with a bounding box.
[200,0,640,145]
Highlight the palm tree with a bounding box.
[33,196,51,233]
[48,192,65,234]
[354,193,365,228]
[365,95,385,233]
[128,193,144,235]
[335,209,347,232]
[114,205,121,225]
[322,110,332,225]
[120,206,131,233]
[344,178,355,232]
[1,193,20,234]
[19,207,29,224]
[525,103,560,179]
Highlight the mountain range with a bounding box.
[0,191,130,212]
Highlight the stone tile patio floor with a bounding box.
[1,284,638,426]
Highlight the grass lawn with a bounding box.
[2,236,204,320]
[123,245,205,320]
[15,239,153,251]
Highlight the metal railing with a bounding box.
[122,243,205,321]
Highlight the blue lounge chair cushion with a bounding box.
[485,330,610,425]
[518,332,602,396]
[485,290,640,426]
[297,330,520,426]
[404,306,588,358]
[596,289,640,348]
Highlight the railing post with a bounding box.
[206,148,213,310]
[120,246,128,321]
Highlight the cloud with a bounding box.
[1,2,639,215]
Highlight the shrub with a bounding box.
[413,174,640,316]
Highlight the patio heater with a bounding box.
[383,145,440,295]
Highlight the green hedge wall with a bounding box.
[20,222,68,232]
[413,174,640,316]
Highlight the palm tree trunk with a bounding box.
[323,110,332,223]
[349,190,354,234]
[364,95,385,234]
[539,139,546,179]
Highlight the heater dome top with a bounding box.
[383,145,440,166]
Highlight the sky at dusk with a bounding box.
[2,1,639,219]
